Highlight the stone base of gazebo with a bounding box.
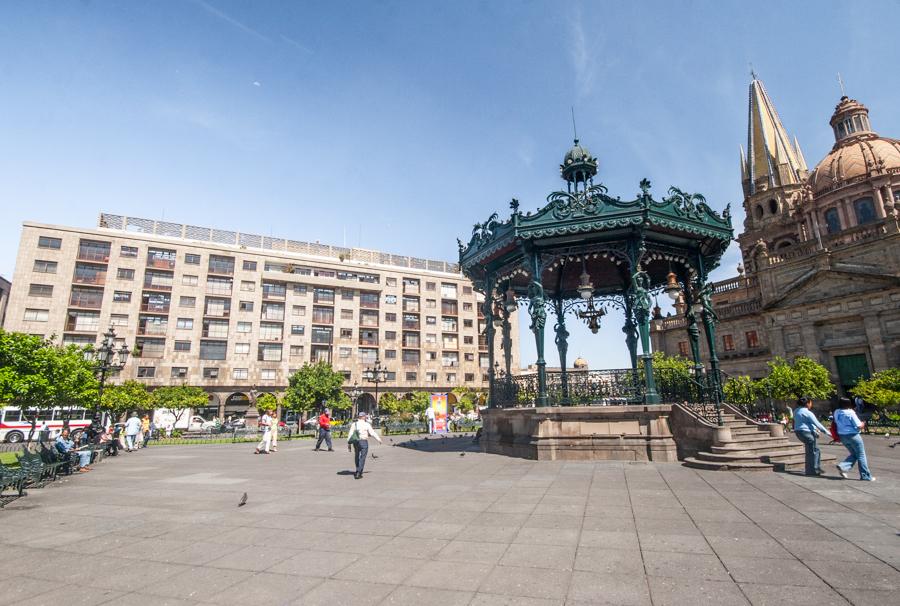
[480,405,678,462]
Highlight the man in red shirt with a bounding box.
[314,408,333,452]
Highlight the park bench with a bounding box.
[0,462,26,506]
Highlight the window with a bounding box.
[403,349,420,365]
[440,283,457,298]
[233,368,249,380]
[465,373,475,382]
[290,345,304,357]
[385,330,396,341]
[176,318,193,330]
[312,326,334,344]
[339,347,352,358]
[184,253,201,265]
[74,263,106,285]
[442,352,459,367]
[171,367,188,379]
[342,289,354,300]
[463,319,473,328]
[38,236,61,249]
[824,208,841,234]
[110,314,129,326]
[243,260,257,271]
[385,295,397,305]
[205,297,231,317]
[291,325,305,335]
[359,348,378,364]
[262,281,286,299]
[746,331,760,348]
[425,333,437,345]
[260,369,277,380]
[341,309,353,320]
[199,340,227,360]
[768,199,778,215]
[722,334,735,352]
[853,197,877,225]
[33,260,57,273]
[259,322,282,341]
[137,367,156,378]
[239,301,254,312]
[464,352,474,361]
[427,351,437,361]
[206,276,232,295]
[293,284,307,295]
[463,286,472,295]
[174,341,191,352]
[426,299,436,309]
[385,313,397,322]
[258,343,283,361]
[208,255,235,275]
[180,296,196,308]
[426,372,437,382]
[262,302,286,321]
[678,341,689,357]
[446,373,456,383]
[234,342,250,354]
[441,317,457,332]
[385,349,397,359]
[24,308,49,322]
[113,291,132,303]
[202,319,229,339]
[237,321,252,333]
[463,336,474,345]
[340,327,353,339]
[463,302,473,312]
[426,316,436,326]
[312,306,334,324]
[203,367,219,379]
[292,305,306,316]
[406,372,417,381]
[146,248,176,269]
[182,274,199,286]
[116,268,134,280]
[241,280,256,292]
[313,288,334,304]
[120,245,138,258]
[28,284,53,297]
[386,277,397,287]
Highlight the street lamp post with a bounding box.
[349,383,362,418]
[92,326,131,424]
[362,358,388,422]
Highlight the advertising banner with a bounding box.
[431,393,449,433]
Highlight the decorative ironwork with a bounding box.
[576,297,606,334]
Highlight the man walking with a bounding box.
[793,396,828,476]
[347,411,382,479]
[314,408,333,451]
[124,413,141,452]
[255,409,274,455]
[425,404,435,434]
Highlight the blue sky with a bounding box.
[2,1,899,369]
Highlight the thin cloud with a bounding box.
[569,4,594,100]
[280,34,313,54]
[189,0,271,43]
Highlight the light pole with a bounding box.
[349,383,362,418]
[362,357,388,422]
[92,326,131,424]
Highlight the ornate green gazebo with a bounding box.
[459,139,733,423]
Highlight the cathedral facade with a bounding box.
[651,77,900,395]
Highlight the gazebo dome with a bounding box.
[573,357,589,369]
[560,138,598,186]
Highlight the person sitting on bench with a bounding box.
[55,428,92,471]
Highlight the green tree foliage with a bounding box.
[451,387,485,413]
[723,375,760,407]
[101,380,152,416]
[152,385,208,412]
[761,356,834,401]
[852,368,900,408]
[378,392,405,415]
[284,362,347,413]
[407,391,431,414]
[255,392,278,412]
[640,351,694,395]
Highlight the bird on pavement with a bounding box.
[238,492,248,507]
[459,453,465,457]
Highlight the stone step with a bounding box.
[710,442,801,455]
[729,426,769,436]
[683,457,775,471]
[776,453,838,472]
[723,434,792,444]
[696,450,805,464]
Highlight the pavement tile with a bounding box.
[399,521,466,540]
[567,571,652,605]
[205,545,299,572]
[578,530,640,550]
[523,514,583,530]
[573,546,644,575]
[4,583,120,606]
[468,593,562,606]
[333,554,425,584]
[647,576,750,606]
[836,588,900,605]
[721,555,825,586]
[206,571,322,605]
[267,550,360,577]
[434,540,510,564]
[165,541,246,566]
[139,566,253,599]
[478,565,571,600]
[288,578,395,606]
[513,527,580,547]
[110,594,200,606]
[382,586,474,606]
[638,532,713,554]
[582,515,636,531]
[804,560,900,590]
[642,551,730,581]
[406,560,495,589]
[459,525,521,543]
[499,542,577,570]
[374,536,450,559]
[738,582,849,606]
[707,536,795,559]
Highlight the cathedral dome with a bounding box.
[808,96,900,195]
[573,357,589,370]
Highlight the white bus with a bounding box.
[0,407,93,443]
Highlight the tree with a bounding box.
[378,392,405,416]
[723,375,760,407]
[152,385,208,427]
[407,391,431,414]
[852,368,900,409]
[640,351,694,397]
[101,380,152,418]
[255,392,278,413]
[284,362,347,413]
[761,356,834,401]
[451,387,485,413]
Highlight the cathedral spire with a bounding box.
[745,76,807,194]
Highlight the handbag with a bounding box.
[347,423,360,445]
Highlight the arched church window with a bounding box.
[754,205,764,220]
[774,240,794,251]
[768,199,778,214]
[824,208,841,234]
[853,197,876,225]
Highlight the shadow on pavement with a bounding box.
[390,433,481,454]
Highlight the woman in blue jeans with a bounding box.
[793,397,828,476]
[834,397,875,482]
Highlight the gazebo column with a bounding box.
[682,286,704,375]
[482,275,497,408]
[553,298,570,404]
[696,255,724,426]
[528,252,548,406]
[631,271,660,404]
[501,305,513,380]
[622,296,638,372]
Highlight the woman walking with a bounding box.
[347,411,382,479]
[834,397,875,481]
[792,396,827,476]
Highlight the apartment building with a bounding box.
[5,214,519,418]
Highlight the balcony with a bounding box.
[64,321,99,333]
[359,338,379,347]
[441,301,458,316]
[146,258,175,270]
[143,281,172,292]
[69,293,103,309]
[140,304,170,314]
[76,250,110,263]
[73,275,106,286]
[137,325,168,336]
[204,310,231,319]
[402,320,420,330]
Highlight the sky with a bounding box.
[2,0,900,370]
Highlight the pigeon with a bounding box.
[371,454,379,459]
[459,453,465,457]
[238,492,248,507]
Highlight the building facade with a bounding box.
[652,77,900,394]
[4,214,518,418]
[0,275,10,329]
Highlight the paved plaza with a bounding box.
[2,434,899,606]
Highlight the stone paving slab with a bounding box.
[1,435,898,605]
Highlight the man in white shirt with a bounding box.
[124,413,142,451]
[348,411,382,479]
[425,405,435,434]
[255,410,274,454]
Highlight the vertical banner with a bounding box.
[431,393,449,433]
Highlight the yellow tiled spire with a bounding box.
[745,77,807,193]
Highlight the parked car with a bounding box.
[187,416,217,431]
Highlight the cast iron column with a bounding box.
[631,271,660,404]
[483,275,496,408]
[696,254,724,426]
[622,296,638,372]
[528,252,548,406]
[501,304,513,380]
[553,297,570,404]
[682,286,704,375]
